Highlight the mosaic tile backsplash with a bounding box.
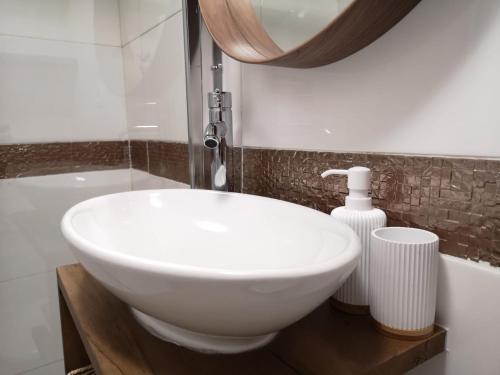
[0,140,190,184]
[130,140,190,184]
[0,141,129,178]
[242,148,500,267]
[2,140,498,266]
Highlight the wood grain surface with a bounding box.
[58,264,445,374]
[199,0,421,68]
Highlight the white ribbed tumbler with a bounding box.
[370,227,439,339]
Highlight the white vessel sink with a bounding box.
[61,189,360,353]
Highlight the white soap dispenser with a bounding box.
[321,167,386,314]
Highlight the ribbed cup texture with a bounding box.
[369,228,439,331]
[332,207,386,307]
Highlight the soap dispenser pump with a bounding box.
[322,167,386,315]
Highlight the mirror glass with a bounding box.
[249,0,355,51]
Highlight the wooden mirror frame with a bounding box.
[199,0,421,68]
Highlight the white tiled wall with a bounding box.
[0,0,121,46]
[0,170,130,375]
[119,0,183,46]
[0,35,127,144]
[0,272,63,375]
[120,0,188,142]
[0,169,187,375]
[408,256,500,375]
[219,1,500,374]
[0,2,189,374]
[0,0,127,144]
[238,0,500,158]
[0,0,189,145]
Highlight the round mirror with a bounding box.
[199,0,421,68]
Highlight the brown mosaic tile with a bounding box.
[242,147,500,267]
[0,143,72,178]
[128,140,239,188]
[72,141,129,171]
[144,141,189,184]
[0,141,129,178]
[130,140,148,172]
[231,147,243,193]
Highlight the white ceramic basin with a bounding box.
[61,189,360,353]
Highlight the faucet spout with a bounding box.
[203,121,225,149]
[203,90,232,191]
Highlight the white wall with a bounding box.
[0,170,130,375]
[221,0,500,373]
[120,0,189,143]
[0,2,190,374]
[239,0,500,158]
[0,169,187,375]
[0,0,122,46]
[119,0,183,46]
[408,256,500,375]
[0,0,127,144]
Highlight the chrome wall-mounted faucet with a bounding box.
[203,89,232,190]
[203,47,233,191]
[204,89,231,149]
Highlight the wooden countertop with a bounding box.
[57,264,446,375]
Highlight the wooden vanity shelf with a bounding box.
[57,264,446,375]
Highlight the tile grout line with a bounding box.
[0,33,121,48]
[121,8,183,48]
[0,268,58,286]
[242,145,500,161]
[146,141,150,173]
[15,358,64,375]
